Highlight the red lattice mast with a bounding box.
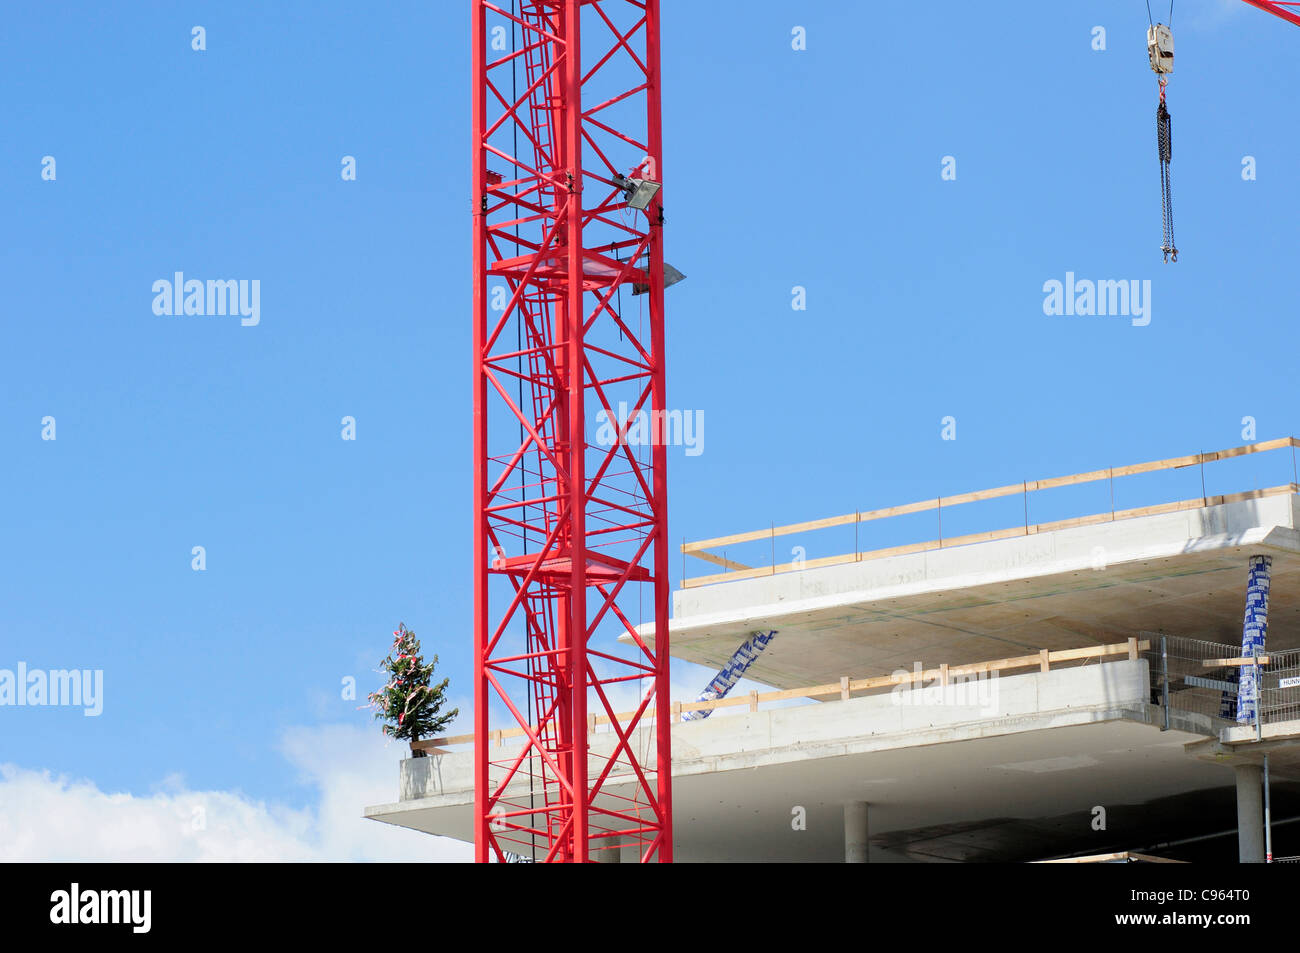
[471,0,672,862]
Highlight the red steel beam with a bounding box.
[1241,0,1300,28]
[471,0,490,867]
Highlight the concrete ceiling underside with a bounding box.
[369,719,1253,862]
[875,782,1300,863]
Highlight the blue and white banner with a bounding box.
[1237,554,1272,724]
[682,630,778,721]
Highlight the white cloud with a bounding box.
[0,723,472,862]
[0,653,792,862]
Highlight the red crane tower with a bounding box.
[471,0,673,862]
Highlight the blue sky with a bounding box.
[1,0,1297,858]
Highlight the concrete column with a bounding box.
[1236,764,1265,863]
[845,802,869,863]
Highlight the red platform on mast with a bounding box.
[493,550,653,585]
[487,251,648,289]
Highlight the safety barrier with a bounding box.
[1146,634,1300,734]
[679,437,1300,589]
[412,638,1149,754]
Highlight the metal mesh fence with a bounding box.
[1145,634,1237,733]
[1261,647,1300,726]
[1145,634,1300,735]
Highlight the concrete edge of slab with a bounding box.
[626,518,1300,646]
[367,662,1198,818]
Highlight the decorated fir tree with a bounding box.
[368,623,458,754]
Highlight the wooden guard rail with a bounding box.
[411,638,1149,755]
[681,437,1300,589]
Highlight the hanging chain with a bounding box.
[1157,80,1177,263]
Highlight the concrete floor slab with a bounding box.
[366,660,1243,861]
[635,496,1300,690]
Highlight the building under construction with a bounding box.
[369,437,1300,861]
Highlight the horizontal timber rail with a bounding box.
[681,437,1300,589]
[411,638,1149,754]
